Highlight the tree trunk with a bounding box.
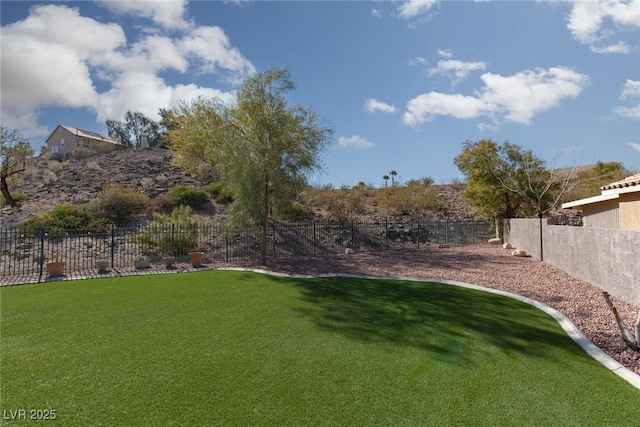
[602,292,640,351]
[0,175,17,208]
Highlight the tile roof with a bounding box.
[601,173,640,190]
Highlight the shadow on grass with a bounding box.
[287,276,584,366]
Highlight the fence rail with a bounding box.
[1,219,492,284]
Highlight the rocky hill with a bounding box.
[1,148,479,229]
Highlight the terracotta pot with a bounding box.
[164,256,176,268]
[46,261,66,278]
[189,251,203,268]
[134,258,151,269]
[96,260,110,273]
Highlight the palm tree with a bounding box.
[390,170,397,186]
[383,175,390,188]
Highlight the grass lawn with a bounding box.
[1,271,639,426]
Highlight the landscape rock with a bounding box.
[345,248,355,254]
[503,242,513,249]
[488,237,502,245]
[511,249,527,257]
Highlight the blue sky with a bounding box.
[2,1,639,187]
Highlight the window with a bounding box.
[60,138,65,148]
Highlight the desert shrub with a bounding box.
[87,161,103,171]
[140,177,155,192]
[167,185,210,210]
[155,174,169,186]
[277,202,312,221]
[43,170,58,185]
[376,185,441,217]
[73,147,97,160]
[49,152,63,162]
[91,185,149,225]
[146,194,176,214]
[135,205,199,256]
[0,192,27,206]
[325,188,366,224]
[18,204,96,232]
[206,182,234,204]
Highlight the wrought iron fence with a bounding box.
[1,219,492,284]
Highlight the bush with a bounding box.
[91,185,149,225]
[206,182,234,204]
[146,194,176,214]
[18,204,98,232]
[278,202,312,221]
[167,185,210,210]
[135,205,199,256]
[0,192,27,206]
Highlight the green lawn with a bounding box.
[1,271,638,426]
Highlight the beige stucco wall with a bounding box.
[46,127,78,156]
[582,199,619,229]
[619,193,640,230]
[504,218,640,306]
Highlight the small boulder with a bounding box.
[511,249,527,257]
[345,248,355,254]
[503,242,513,249]
[488,237,502,245]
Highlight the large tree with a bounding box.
[169,68,332,265]
[454,140,524,233]
[106,111,165,148]
[0,126,33,208]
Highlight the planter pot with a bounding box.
[96,260,110,273]
[46,261,66,278]
[134,258,151,270]
[189,252,203,268]
[164,256,176,268]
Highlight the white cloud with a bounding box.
[615,105,640,121]
[403,93,489,126]
[566,0,640,54]
[178,26,256,83]
[96,0,191,30]
[479,67,588,124]
[620,80,640,100]
[437,49,452,59]
[403,66,589,127]
[428,59,486,85]
[337,136,374,149]
[398,0,439,19]
[628,142,640,152]
[364,98,397,114]
[590,41,632,54]
[372,8,383,18]
[0,3,254,138]
[408,56,427,66]
[615,80,640,121]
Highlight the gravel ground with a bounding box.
[234,244,640,376]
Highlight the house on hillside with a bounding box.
[45,125,124,158]
[562,173,640,230]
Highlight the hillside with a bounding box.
[0,148,479,229]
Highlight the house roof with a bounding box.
[561,193,619,209]
[601,172,640,190]
[46,124,120,144]
[562,172,640,209]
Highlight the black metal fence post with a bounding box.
[110,225,115,269]
[37,229,45,283]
